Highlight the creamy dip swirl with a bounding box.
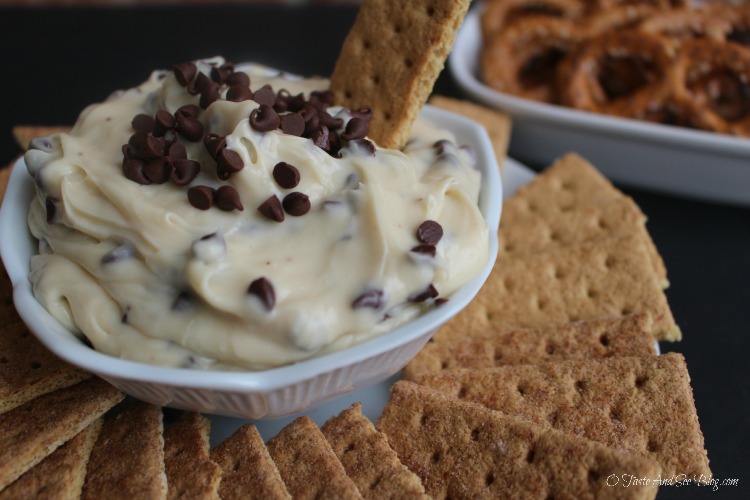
[25,58,489,370]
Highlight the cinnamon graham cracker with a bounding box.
[82,402,167,500]
[0,320,92,415]
[418,353,710,478]
[403,313,656,380]
[210,424,291,500]
[502,153,667,286]
[266,416,363,500]
[429,95,511,172]
[330,0,472,149]
[164,412,221,500]
[322,403,428,499]
[0,378,123,490]
[0,418,102,500]
[434,234,680,342]
[378,381,661,499]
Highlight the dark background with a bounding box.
[1,5,748,499]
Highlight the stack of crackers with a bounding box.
[0,145,710,499]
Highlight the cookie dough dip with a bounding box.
[25,58,489,370]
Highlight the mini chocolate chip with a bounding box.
[129,133,165,159]
[249,104,281,132]
[171,159,200,186]
[226,72,249,87]
[176,104,201,119]
[172,291,194,311]
[351,106,373,121]
[190,72,212,96]
[200,82,221,109]
[340,117,369,141]
[188,185,215,210]
[350,139,376,156]
[152,110,175,137]
[283,192,311,216]
[435,297,449,307]
[273,162,301,189]
[252,84,276,107]
[215,185,244,211]
[408,284,439,303]
[411,244,436,257]
[248,277,275,311]
[101,243,135,264]
[204,133,227,159]
[433,139,453,155]
[309,90,334,108]
[280,112,305,136]
[45,196,59,224]
[279,90,305,112]
[173,62,197,86]
[352,288,384,310]
[273,97,289,113]
[303,111,320,137]
[319,111,344,130]
[210,63,234,84]
[257,195,285,222]
[168,142,187,160]
[144,157,172,184]
[131,114,155,134]
[122,158,151,185]
[217,149,244,176]
[311,126,330,150]
[416,220,443,245]
[328,131,342,157]
[176,114,204,142]
[226,84,252,102]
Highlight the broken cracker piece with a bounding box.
[210,423,291,500]
[435,234,680,341]
[429,95,511,172]
[501,153,667,286]
[378,381,660,499]
[164,412,221,500]
[403,313,656,380]
[330,0,472,149]
[82,402,167,500]
[322,403,428,499]
[418,353,711,479]
[266,416,363,499]
[0,418,102,500]
[0,378,123,490]
[0,320,92,415]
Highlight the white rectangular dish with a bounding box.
[451,4,750,206]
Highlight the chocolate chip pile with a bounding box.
[120,59,376,215]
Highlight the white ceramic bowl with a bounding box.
[0,104,501,419]
[451,4,750,206]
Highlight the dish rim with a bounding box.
[0,104,502,393]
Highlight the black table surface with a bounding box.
[1,5,748,499]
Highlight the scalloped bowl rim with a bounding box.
[0,104,501,396]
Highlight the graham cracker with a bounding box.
[266,415,363,500]
[0,165,10,205]
[378,381,661,499]
[322,403,429,499]
[210,424,291,500]
[418,353,711,479]
[0,418,102,500]
[502,153,667,286]
[0,320,92,415]
[403,313,656,380]
[330,0,472,149]
[428,95,511,172]
[0,378,123,490]
[12,125,71,150]
[434,234,680,341]
[82,402,167,500]
[164,412,221,500]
